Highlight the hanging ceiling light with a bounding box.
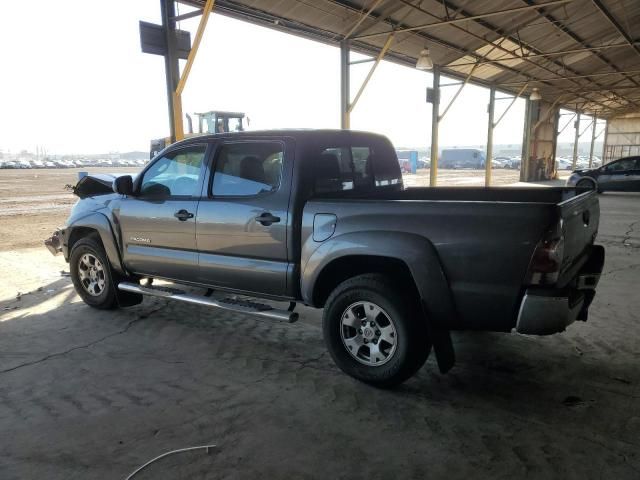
[530,87,542,101]
[416,48,433,70]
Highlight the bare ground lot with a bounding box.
[0,171,637,479]
[0,168,141,250]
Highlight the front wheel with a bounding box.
[322,274,431,388]
[70,236,118,309]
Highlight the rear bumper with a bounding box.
[516,245,604,335]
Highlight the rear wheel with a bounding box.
[70,236,118,309]
[322,274,430,388]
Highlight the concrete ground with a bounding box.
[0,193,638,480]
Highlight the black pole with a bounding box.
[160,0,180,143]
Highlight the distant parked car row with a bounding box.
[0,159,147,169]
[556,156,602,171]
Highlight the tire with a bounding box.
[322,274,431,388]
[69,235,119,309]
[577,178,596,191]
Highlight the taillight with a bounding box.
[526,222,565,285]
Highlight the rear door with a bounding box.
[195,139,293,296]
[597,157,639,191]
[118,144,208,280]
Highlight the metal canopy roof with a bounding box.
[181,0,640,118]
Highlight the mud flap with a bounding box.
[104,256,142,307]
[431,327,455,374]
[422,301,455,373]
[115,286,144,308]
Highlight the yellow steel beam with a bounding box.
[173,0,216,140]
[492,83,528,128]
[347,33,395,114]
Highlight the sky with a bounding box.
[0,0,526,155]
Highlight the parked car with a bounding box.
[46,130,605,387]
[398,158,411,173]
[492,156,511,168]
[440,148,485,169]
[556,158,573,170]
[566,155,640,192]
[504,157,521,169]
[417,157,430,169]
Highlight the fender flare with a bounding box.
[302,231,458,329]
[65,212,126,275]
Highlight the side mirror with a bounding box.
[113,175,134,196]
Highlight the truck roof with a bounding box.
[175,129,392,146]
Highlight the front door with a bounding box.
[195,140,291,296]
[117,144,208,281]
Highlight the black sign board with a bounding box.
[140,21,191,59]
[426,87,439,104]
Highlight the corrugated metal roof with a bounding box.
[181,0,640,118]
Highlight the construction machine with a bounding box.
[150,110,246,158]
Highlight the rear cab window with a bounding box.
[311,139,402,194]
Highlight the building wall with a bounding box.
[604,113,640,163]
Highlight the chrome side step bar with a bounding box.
[118,282,299,323]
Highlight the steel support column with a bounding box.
[603,121,610,164]
[520,98,531,182]
[340,41,350,129]
[430,67,440,187]
[161,0,180,143]
[485,87,495,187]
[589,117,597,168]
[572,112,581,170]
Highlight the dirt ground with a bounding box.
[0,174,638,479]
[0,168,140,250]
[0,167,538,251]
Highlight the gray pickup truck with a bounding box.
[46,130,605,387]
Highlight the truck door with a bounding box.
[117,144,209,280]
[195,139,292,296]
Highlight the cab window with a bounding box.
[211,142,283,197]
[140,146,206,197]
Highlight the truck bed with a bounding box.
[303,187,599,332]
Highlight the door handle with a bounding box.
[255,212,281,226]
[174,209,194,221]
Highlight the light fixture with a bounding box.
[416,48,433,71]
[530,87,542,101]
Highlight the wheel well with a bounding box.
[312,255,420,307]
[67,227,101,252]
[576,177,597,188]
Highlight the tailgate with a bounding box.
[557,190,600,285]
